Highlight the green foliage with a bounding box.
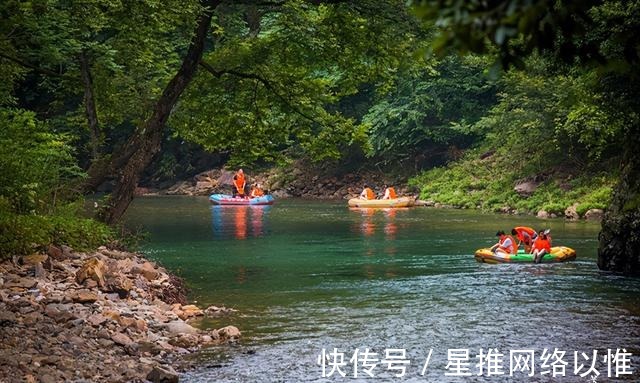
[170,0,424,165]
[410,147,617,216]
[408,0,640,72]
[363,54,496,164]
[0,108,83,214]
[0,0,202,160]
[0,206,114,259]
[409,56,621,216]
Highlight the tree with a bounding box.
[2,0,426,223]
[362,54,496,168]
[409,0,640,275]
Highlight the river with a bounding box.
[124,196,640,382]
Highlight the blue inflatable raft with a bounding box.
[209,194,275,206]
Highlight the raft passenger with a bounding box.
[531,230,551,263]
[359,184,375,200]
[511,226,538,253]
[490,230,517,255]
[382,185,397,200]
[233,169,247,198]
[250,183,265,198]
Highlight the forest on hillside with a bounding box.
[1,0,638,272]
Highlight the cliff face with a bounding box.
[598,129,640,275]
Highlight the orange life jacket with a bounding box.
[499,235,517,254]
[364,188,375,200]
[250,187,264,197]
[514,226,536,243]
[233,173,246,195]
[532,237,551,252]
[386,187,397,199]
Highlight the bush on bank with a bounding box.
[0,109,114,259]
[409,147,615,215]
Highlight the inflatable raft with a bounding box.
[348,197,415,208]
[209,194,274,206]
[474,247,576,264]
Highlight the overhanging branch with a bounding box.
[199,60,320,124]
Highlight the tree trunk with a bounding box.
[79,50,100,160]
[100,0,220,224]
[598,127,640,275]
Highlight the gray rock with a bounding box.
[162,321,199,336]
[111,332,134,347]
[536,210,549,219]
[584,208,604,221]
[34,262,47,278]
[217,325,241,342]
[146,365,179,383]
[564,203,580,220]
[514,180,539,196]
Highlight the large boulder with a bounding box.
[132,261,159,281]
[564,203,580,220]
[162,321,199,336]
[75,258,106,288]
[146,365,179,383]
[584,208,604,221]
[536,210,550,219]
[217,325,241,342]
[514,180,539,196]
[104,274,132,298]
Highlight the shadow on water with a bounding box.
[124,197,640,382]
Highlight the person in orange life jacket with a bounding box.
[359,184,375,200]
[232,169,247,198]
[511,226,538,252]
[382,185,397,200]
[531,230,551,263]
[490,230,517,254]
[250,182,265,198]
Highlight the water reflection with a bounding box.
[350,207,407,240]
[211,205,271,239]
[350,207,406,278]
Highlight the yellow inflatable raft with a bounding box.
[474,246,576,264]
[348,197,415,208]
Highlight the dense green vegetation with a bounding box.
[409,60,623,215]
[0,108,113,257]
[1,0,638,271]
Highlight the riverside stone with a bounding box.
[163,321,199,336]
[146,365,179,383]
[584,208,604,221]
[217,325,241,341]
[75,258,106,288]
[104,274,132,298]
[69,290,98,303]
[111,332,134,347]
[87,314,108,327]
[4,277,37,289]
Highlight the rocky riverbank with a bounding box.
[0,245,239,383]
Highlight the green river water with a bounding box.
[125,196,640,382]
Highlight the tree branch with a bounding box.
[199,60,320,124]
[0,52,64,77]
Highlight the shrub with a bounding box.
[0,211,114,259]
